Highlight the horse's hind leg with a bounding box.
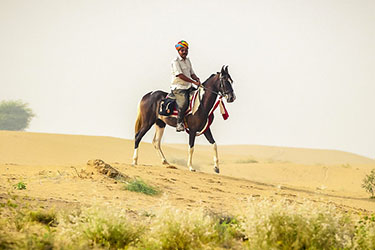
[152,119,169,165]
[132,123,153,165]
[203,128,220,173]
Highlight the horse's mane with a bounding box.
[202,73,218,86]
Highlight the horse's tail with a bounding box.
[134,101,142,135]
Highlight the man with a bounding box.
[171,40,201,132]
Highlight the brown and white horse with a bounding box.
[132,66,236,173]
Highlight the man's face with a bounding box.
[178,47,188,59]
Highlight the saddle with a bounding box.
[159,87,229,136]
[158,95,176,116]
[159,89,200,117]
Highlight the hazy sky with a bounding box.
[1,0,374,158]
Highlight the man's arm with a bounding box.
[177,74,200,86]
[191,74,200,84]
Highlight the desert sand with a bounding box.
[0,130,374,215]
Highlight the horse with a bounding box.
[132,65,236,173]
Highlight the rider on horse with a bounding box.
[171,40,201,132]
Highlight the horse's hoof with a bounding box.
[214,166,220,174]
[189,167,196,172]
[161,160,169,165]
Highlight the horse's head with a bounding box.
[218,66,236,103]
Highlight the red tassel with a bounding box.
[219,99,229,120]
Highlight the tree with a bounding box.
[362,169,375,198]
[0,100,35,131]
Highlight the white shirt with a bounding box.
[171,56,196,90]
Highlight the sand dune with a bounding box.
[0,131,374,213]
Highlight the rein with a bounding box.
[200,85,223,97]
[200,75,228,97]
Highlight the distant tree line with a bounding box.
[0,100,35,131]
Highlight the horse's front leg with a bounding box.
[203,128,220,173]
[152,120,169,165]
[187,131,197,172]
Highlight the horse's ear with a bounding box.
[221,65,226,75]
[225,65,229,73]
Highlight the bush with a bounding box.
[0,100,35,131]
[141,207,245,249]
[354,214,375,249]
[143,208,217,249]
[212,213,247,248]
[0,196,56,249]
[57,207,144,249]
[240,199,354,249]
[362,169,375,198]
[82,217,143,249]
[13,182,27,190]
[124,178,160,196]
[28,210,57,226]
[23,229,55,250]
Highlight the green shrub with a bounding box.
[0,205,56,249]
[57,207,144,249]
[124,178,160,196]
[13,182,26,190]
[353,214,375,249]
[212,214,247,248]
[141,207,245,249]
[0,229,14,249]
[23,229,55,250]
[143,208,217,249]
[82,218,142,249]
[28,210,57,226]
[241,199,354,249]
[362,169,375,198]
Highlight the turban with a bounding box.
[175,40,189,50]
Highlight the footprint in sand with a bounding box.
[159,177,174,183]
[211,187,225,192]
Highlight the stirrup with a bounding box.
[176,123,184,132]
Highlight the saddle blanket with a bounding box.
[159,88,229,136]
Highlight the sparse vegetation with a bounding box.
[13,182,26,190]
[0,100,35,131]
[77,209,144,249]
[0,195,56,249]
[353,214,375,249]
[2,195,375,249]
[240,199,355,249]
[124,178,160,196]
[28,210,57,226]
[362,169,375,198]
[138,206,245,249]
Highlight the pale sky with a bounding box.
[1,0,374,158]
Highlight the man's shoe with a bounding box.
[176,123,185,132]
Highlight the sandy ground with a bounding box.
[0,131,374,215]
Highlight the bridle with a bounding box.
[200,73,232,97]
